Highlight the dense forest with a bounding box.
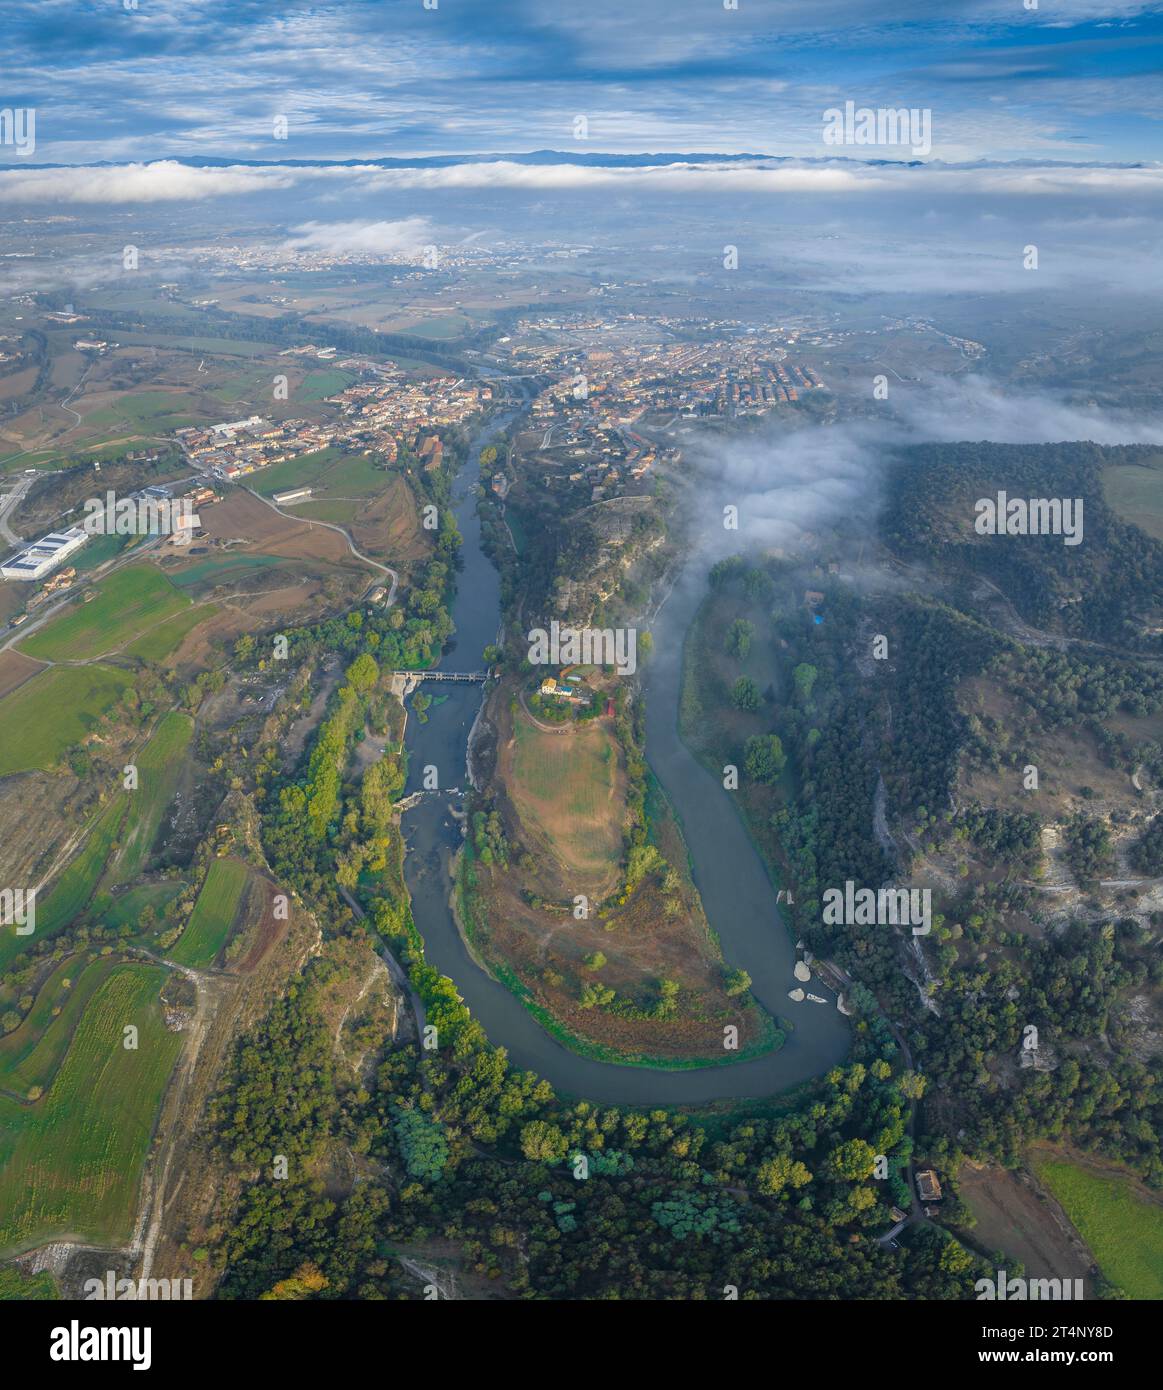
[882,441,1163,652]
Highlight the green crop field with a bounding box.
[100,711,193,886]
[112,332,276,357]
[171,552,287,589]
[252,446,349,497]
[300,368,357,401]
[97,881,186,938]
[1103,455,1163,541]
[124,604,215,662]
[0,955,121,1098]
[71,532,136,573]
[0,799,129,972]
[0,664,133,776]
[1034,1155,1163,1299]
[320,454,392,496]
[296,499,361,526]
[0,712,192,969]
[169,858,249,967]
[19,565,191,663]
[0,1266,57,1299]
[81,391,204,433]
[0,963,183,1254]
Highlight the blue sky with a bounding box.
[2,0,1161,166]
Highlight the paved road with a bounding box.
[0,471,38,546]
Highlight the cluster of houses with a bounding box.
[175,416,338,481]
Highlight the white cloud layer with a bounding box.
[0,157,1160,205]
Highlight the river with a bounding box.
[397,407,850,1103]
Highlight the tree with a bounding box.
[792,663,818,703]
[345,652,379,695]
[394,1106,449,1180]
[260,1261,329,1300]
[744,733,786,783]
[731,676,760,712]
[898,1070,927,1101]
[724,967,752,996]
[756,1154,812,1195]
[520,1120,568,1162]
[825,1138,877,1182]
[726,618,753,660]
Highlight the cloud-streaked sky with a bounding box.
[1,0,1160,166]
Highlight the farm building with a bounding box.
[272,487,313,505]
[916,1170,943,1203]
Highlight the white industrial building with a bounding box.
[0,526,89,581]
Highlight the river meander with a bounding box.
[397,409,850,1103]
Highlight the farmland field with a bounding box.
[508,712,624,889]
[0,963,183,1254]
[169,857,249,967]
[124,604,215,662]
[300,368,357,400]
[250,448,395,505]
[1103,454,1163,541]
[1033,1154,1163,1299]
[100,711,194,885]
[251,446,349,497]
[0,664,133,776]
[296,499,361,526]
[0,799,130,970]
[18,565,191,662]
[71,532,135,573]
[170,552,289,589]
[959,1161,1092,1287]
[0,712,192,968]
[0,955,122,1098]
[98,881,186,937]
[0,651,42,702]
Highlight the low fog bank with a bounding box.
[680,376,1163,569]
